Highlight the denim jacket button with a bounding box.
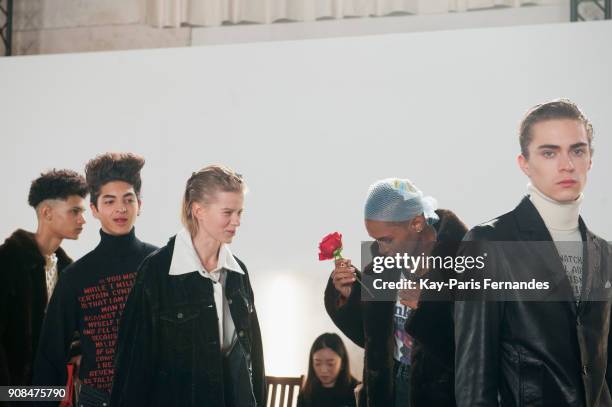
[228,299,233,305]
[177,312,184,319]
[238,330,245,338]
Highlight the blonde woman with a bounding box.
[111,165,265,407]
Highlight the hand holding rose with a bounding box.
[319,232,373,301]
[332,258,356,300]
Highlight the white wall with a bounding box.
[1,20,611,380]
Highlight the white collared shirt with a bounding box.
[169,227,245,352]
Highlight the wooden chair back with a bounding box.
[266,375,303,407]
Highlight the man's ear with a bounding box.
[410,216,426,233]
[90,202,100,220]
[137,198,143,216]
[517,153,531,177]
[39,203,53,222]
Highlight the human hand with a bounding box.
[332,258,356,300]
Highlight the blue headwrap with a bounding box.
[364,178,439,224]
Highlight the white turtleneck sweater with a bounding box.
[528,184,583,301]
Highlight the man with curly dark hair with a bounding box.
[0,169,87,392]
[33,153,157,407]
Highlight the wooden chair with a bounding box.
[266,375,303,407]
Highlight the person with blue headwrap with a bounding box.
[324,178,468,407]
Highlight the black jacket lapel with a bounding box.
[578,226,601,315]
[513,197,577,313]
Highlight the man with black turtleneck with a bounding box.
[454,100,612,406]
[33,153,157,407]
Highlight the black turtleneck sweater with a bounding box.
[33,228,157,395]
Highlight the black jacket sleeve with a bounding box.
[110,258,157,407]
[454,231,504,407]
[232,256,267,406]
[606,243,612,393]
[607,307,612,393]
[32,270,78,388]
[249,306,267,407]
[0,245,13,388]
[324,271,365,348]
[244,267,267,406]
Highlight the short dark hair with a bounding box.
[28,169,88,208]
[519,99,593,158]
[85,152,145,206]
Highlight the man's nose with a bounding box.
[559,153,575,171]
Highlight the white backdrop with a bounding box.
[1,20,611,380]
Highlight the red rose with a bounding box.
[318,232,343,261]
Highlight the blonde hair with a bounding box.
[181,165,246,236]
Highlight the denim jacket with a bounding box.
[110,236,266,407]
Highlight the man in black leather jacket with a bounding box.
[454,99,612,407]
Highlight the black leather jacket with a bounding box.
[454,197,612,407]
[110,236,266,407]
